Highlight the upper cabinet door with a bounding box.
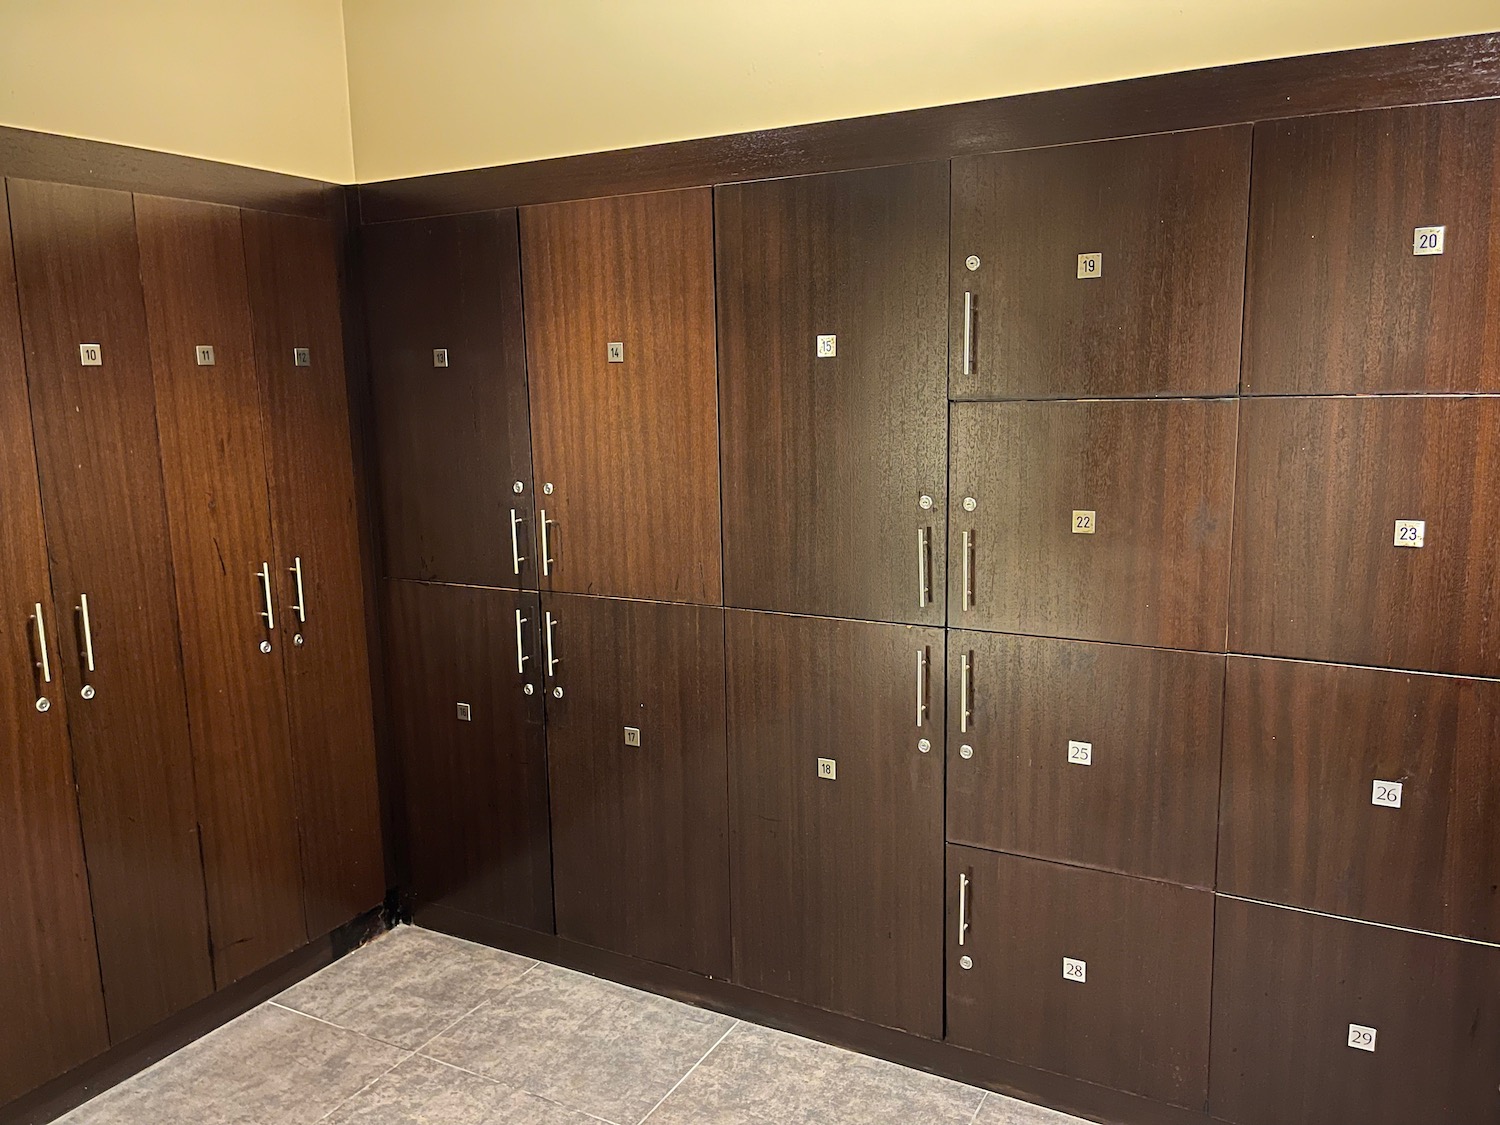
[8,179,214,1039]
[717,163,949,625]
[951,128,1250,399]
[520,190,721,605]
[242,210,386,938]
[0,181,108,1104]
[950,400,1237,650]
[364,211,536,587]
[1244,103,1500,394]
[136,194,306,986]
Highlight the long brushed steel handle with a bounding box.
[960,651,971,734]
[544,611,559,676]
[958,872,970,946]
[32,602,52,685]
[916,647,928,728]
[289,556,307,623]
[510,509,526,575]
[78,593,95,674]
[259,563,276,631]
[918,527,930,608]
[540,510,554,577]
[515,609,530,674]
[962,291,973,376]
[962,530,973,612]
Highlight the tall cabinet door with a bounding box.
[520,190,721,606]
[364,211,537,587]
[136,194,306,985]
[0,182,108,1103]
[717,163,949,625]
[384,581,553,932]
[727,611,945,1037]
[543,593,730,977]
[243,210,386,937]
[8,178,214,1039]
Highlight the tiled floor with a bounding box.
[56,926,1092,1125]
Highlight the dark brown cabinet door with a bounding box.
[1244,103,1500,394]
[520,191,721,605]
[728,611,944,1037]
[717,163,949,625]
[951,128,1250,399]
[0,182,108,1103]
[364,211,536,587]
[8,178,214,1039]
[137,194,306,985]
[947,847,1213,1108]
[950,400,1237,650]
[1220,657,1500,943]
[1210,898,1500,1125]
[1231,397,1500,676]
[384,580,553,932]
[947,632,1223,887]
[243,210,386,937]
[544,593,729,976]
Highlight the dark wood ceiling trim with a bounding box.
[358,31,1500,222]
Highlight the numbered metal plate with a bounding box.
[293,347,311,367]
[1067,739,1093,766]
[195,345,216,366]
[607,341,625,363]
[433,348,450,367]
[1077,253,1102,279]
[624,726,641,746]
[1413,226,1445,256]
[1348,1023,1378,1052]
[817,757,837,780]
[1394,519,1425,548]
[79,343,102,366]
[1372,779,1403,808]
[1063,957,1087,983]
[816,334,837,358]
[456,702,472,722]
[1072,509,1096,534]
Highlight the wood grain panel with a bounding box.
[1220,657,1500,942]
[136,193,306,985]
[1210,897,1500,1125]
[383,581,553,932]
[363,211,536,587]
[951,128,1249,399]
[716,163,949,624]
[947,847,1214,1108]
[242,209,386,937]
[0,181,108,1104]
[7,178,214,1039]
[1244,103,1500,394]
[544,593,730,976]
[520,190,721,605]
[728,611,945,1037]
[1231,397,1500,675]
[950,400,1237,650]
[947,633,1224,886]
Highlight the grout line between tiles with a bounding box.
[965,1090,987,1125]
[636,1019,740,1125]
[418,1053,625,1125]
[267,999,365,1033]
[312,1049,417,1124]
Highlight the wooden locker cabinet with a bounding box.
[137,194,307,985]
[1244,102,1500,394]
[243,210,387,937]
[950,399,1237,650]
[364,211,537,587]
[947,847,1214,1108]
[716,163,949,625]
[1210,897,1500,1125]
[951,127,1250,399]
[1220,657,1500,942]
[543,593,730,977]
[1232,396,1500,676]
[7,178,215,1038]
[384,581,553,932]
[727,611,945,1037]
[0,182,108,1103]
[520,190,721,606]
[947,632,1223,887]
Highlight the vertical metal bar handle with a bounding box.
[958,872,970,946]
[78,593,96,673]
[289,556,307,623]
[544,611,559,676]
[514,609,530,674]
[962,530,973,611]
[539,510,554,577]
[918,527,930,608]
[960,651,971,734]
[962,291,973,376]
[32,603,52,684]
[510,509,526,575]
[258,563,276,630]
[916,647,927,727]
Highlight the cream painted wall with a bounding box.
[0,0,355,182]
[343,0,1500,182]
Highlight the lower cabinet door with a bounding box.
[1210,897,1500,1125]
[728,610,945,1038]
[384,580,554,932]
[543,593,731,977]
[946,846,1213,1107]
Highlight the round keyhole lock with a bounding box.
[965,255,981,272]
[963,497,977,513]
[81,685,96,701]
[918,494,934,511]
[294,634,305,647]
[512,480,525,494]
[35,697,51,713]
[959,744,974,760]
[523,683,535,696]
[918,738,931,754]
[552,686,564,699]
[260,640,273,654]
[960,955,974,970]
[543,482,555,495]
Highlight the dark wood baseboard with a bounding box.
[0,907,388,1125]
[417,902,1214,1125]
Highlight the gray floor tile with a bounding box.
[423,962,734,1125]
[275,925,537,1049]
[54,1004,404,1125]
[322,1054,603,1125]
[642,1021,985,1125]
[973,1091,1095,1124]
